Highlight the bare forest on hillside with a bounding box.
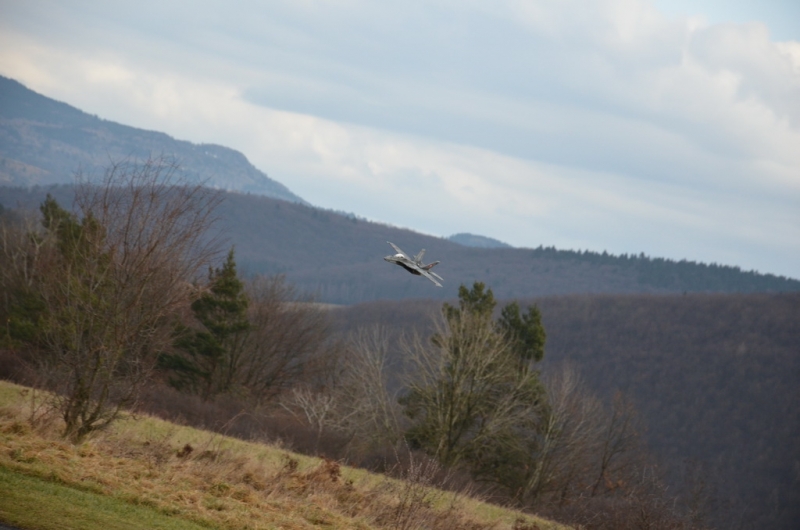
[3,185,798,306]
[1,166,798,529]
[330,293,800,529]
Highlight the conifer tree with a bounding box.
[498,301,546,366]
[162,248,251,400]
[401,281,548,490]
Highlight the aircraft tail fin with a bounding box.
[421,260,440,270]
[414,249,426,263]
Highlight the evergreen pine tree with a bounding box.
[161,248,250,400]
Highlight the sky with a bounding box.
[0,0,798,279]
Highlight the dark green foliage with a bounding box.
[40,194,106,258]
[441,282,546,365]
[1,290,46,346]
[0,202,44,347]
[161,248,251,400]
[38,194,110,285]
[443,281,496,322]
[1,196,110,352]
[192,249,250,341]
[499,301,546,364]
[40,194,80,249]
[402,282,548,493]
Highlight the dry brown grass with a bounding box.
[0,380,567,530]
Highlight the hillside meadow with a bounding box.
[0,380,564,530]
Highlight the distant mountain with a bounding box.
[2,186,798,304]
[0,76,305,203]
[448,232,512,248]
[1,75,797,301]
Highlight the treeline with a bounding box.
[0,160,711,529]
[527,245,796,292]
[3,185,798,306]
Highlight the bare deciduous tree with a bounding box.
[3,157,220,441]
[280,325,402,453]
[521,363,604,505]
[334,325,403,445]
[589,390,642,497]
[400,310,544,471]
[237,274,334,402]
[518,363,645,508]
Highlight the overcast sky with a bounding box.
[1,0,798,279]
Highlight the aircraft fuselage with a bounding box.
[384,242,443,287]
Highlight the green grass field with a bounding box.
[0,380,568,530]
[0,466,210,530]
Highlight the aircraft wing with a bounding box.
[420,269,443,287]
[388,241,408,258]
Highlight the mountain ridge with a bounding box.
[1,75,797,300]
[0,75,306,203]
[448,232,513,248]
[2,185,797,304]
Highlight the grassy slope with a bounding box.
[0,381,566,530]
[0,467,209,530]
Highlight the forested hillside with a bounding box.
[330,293,800,529]
[2,185,797,304]
[534,293,800,529]
[0,169,708,529]
[2,169,797,529]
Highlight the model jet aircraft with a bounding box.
[384,241,444,287]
